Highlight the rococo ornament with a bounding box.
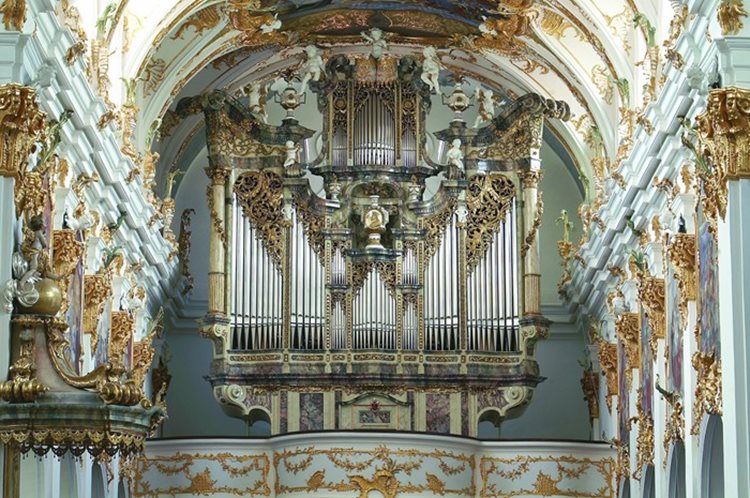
[667,233,696,321]
[0,84,45,179]
[691,351,722,434]
[615,312,640,388]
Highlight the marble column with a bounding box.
[519,163,542,316]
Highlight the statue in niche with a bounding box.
[364,195,389,249]
[299,45,325,92]
[420,46,441,94]
[284,141,302,174]
[362,27,388,61]
[556,209,573,244]
[446,139,464,178]
[473,87,496,128]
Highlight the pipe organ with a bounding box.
[190,54,570,436]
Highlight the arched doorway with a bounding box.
[477,409,502,439]
[701,415,724,497]
[668,441,686,498]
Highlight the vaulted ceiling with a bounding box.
[73,0,683,200]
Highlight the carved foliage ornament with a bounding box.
[691,351,722,434]
[421,195,457,263]
[234,170,286,269]
[638,276,665,356]
[696,88,750,221]
[465,173,516,273]
[0,84,45,179]
[580,369,599,420]
[0,0,25,32]
[595,338,618,411]
[83,274,112,352]
[718,0,748,35]
[667,233,696,321]
[616,312,640,388]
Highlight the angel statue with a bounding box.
[284,141,302,173]
[299,45,325,93]
[446,139,464,177]
[260,12,281,34]
[362,27,388,61]
[473,87,496,128]
[556,209,574,244]
[242,81,269,123]
[420,46,441,94]
[2,215,48,312]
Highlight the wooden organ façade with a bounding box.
[189,54,570,435]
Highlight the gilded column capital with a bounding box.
[696,87,750,181]
[518,169,543,189]
[0,84,46,179]
[205,165,231,186]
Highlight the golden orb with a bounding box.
[17,278,63,316]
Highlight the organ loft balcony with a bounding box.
[184,54,570,435]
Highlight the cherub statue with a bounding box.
[420,46,441,94]
[556,209,573,243]
[362,27,388,61]
[284,140,301,170]
[299,45,325,93]
[20,215,49,285]
[243,81,268,123]
[473,87,495,128]
[446,139,464,173]
[260,13,281,34]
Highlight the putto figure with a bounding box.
[284,140,302,173]
[474,87,496,128]
[420,46,441,94]
[362,27,388,61]
[242,81,269,123]
[299,45,325,92]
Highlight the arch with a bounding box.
[668,441,686,498]
[620,479,631,498]
[642,465,655,498]
[477,408,503,440]
[701,415,724,498]
[59,454,78,498]
[117,480,128,498]
[91,463,106,498]
[247,407,272,437]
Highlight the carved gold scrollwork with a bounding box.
[717,0,748,35]
[479,112,545,162]
[234,170,286,268]
[691,351,722,434]
[616,313,640,389]
[83,274,111,352]
[696,87,750,223]
[421,196,456,262]
[0,318,47,402]
[580,369,599,420]
[638,276,665,356]
[178,208,195,296]
[465,173,516,272]
[292,191,326,259]
[208,112,286,158]
[0,84,45,179]
[633,391,654,479]
[594,338,618,411]
[109,311,134,370]
[351,260,396,297]
[52,229,84,314]
[668,233,696,321]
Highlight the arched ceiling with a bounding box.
[67,0,685,200]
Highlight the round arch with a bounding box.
[668,441,686,498]
[701,415,724,498]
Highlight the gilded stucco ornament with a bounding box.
[0,325,47,402]
[0,0,25,31]
[638,276,665,356]
[615,312,639,388]
[593,333,618,411]
[632,391,654,478]
[178,208,195,296]
[691,351,722,434]
[718,0,748,35]
[0,84,45,179]
[465,173,516,272]
[667,233,696,321]
[580,368,599,420]
[52,228,84,314]
[83,273,112,351]
[656,377,684,467]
